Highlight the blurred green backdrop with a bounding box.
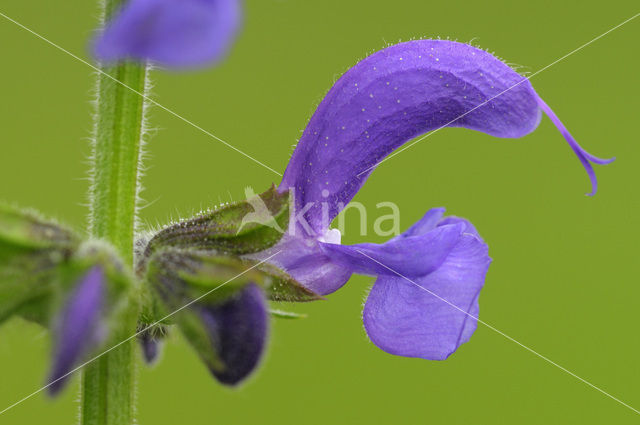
[1,0,639,423]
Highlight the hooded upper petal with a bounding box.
[47,266,105,395]
[280,39,611,234]
[93,0,241,69]
[198,283,268,385]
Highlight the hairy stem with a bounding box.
[84,0,148,423]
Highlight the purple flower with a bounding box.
[93,0,242,69]
[198,283,268,385]
[146,247,269,385]
[250,40,613,359]
[47,266,105,395]
[137,328,163,364]
[323,208,489,359]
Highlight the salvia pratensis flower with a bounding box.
[138,40,613,373]
[247,39,613,359]
[93,0,242,69]
[47,266,105,395]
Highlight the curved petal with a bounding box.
[245,233,352,296]
[363,234,490,360]
[391,207,481,241]
[320,222,464,277]
[199,283,268,385]
[47,267,105,395]
[93,0,241,69]
[394,207,446,239]
[280,39,611,233]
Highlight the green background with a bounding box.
[1,0,638,423]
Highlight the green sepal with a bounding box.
[0,236,135,330]
[269,309,308,319]
[141,185,289,263]
[0,248,63,324]
[142,248,321,323]
[257,262,325,303]
[0,203,79,251]
[0,204,81,324]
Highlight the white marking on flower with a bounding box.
[318,228,341,244]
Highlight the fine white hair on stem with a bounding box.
[133,63,154,237]
[86,61,154,242]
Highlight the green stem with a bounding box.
[84,0,148,423]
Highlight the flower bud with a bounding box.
[143,248,320,385]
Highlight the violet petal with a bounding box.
[394,207,446,239]
[320,222,464,277]
[280,39,611,234]
[93,0,241,69]
[47,266,104,395]
[316,208,489,358]
[138,329,163,365]
[199,283,268,385]
[246,233,352,296]
[363,233,490,359]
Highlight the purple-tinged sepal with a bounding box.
[93,0,242,69]
[322,208,490,359]
[144,248,321,306]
